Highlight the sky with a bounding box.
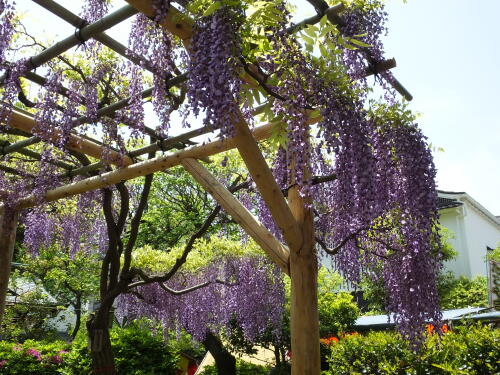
[382,0,500,215]
[14,0,500,214]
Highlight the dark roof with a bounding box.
[437,196,463,210]
[354,307,498,331]
[437,190,466,195]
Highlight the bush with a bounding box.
[0,318,179,374]
[0,340,70,375]
[438,274,488,309]
[199,360,270,375]
[324,324,500,375]
[319,292,359,337]
[63,320,179,375]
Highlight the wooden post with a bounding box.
[0,206,19,324]
[288,169,320,374]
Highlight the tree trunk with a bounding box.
[288,185,321,375]
[203,331,236,375]
[87,307,116,375]
[71,294,82,339]
[0,207,19,324]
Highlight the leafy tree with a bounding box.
[15,247,100,339]
[438,274,488,309]
[1,282,60,342]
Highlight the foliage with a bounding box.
[198,360,270,375]
[18,247,100,307]
[131,236,264,274]
[324,324,500,375]
[438,274,488,309]
[0,339,70,375]
[0,320,182,374]
[487,242,500,262]
[1,274,60,341]
[62,319,180,375]
[318,292,359,337]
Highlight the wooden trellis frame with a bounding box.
[0,1,413,373]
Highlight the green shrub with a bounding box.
[319,292,359,337]
[324,324,500,375]
[63,320,179,375]
[199,360,270,375]
[438,274,488,309]
[0,339,70,375]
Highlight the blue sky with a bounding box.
[15,0,500,214]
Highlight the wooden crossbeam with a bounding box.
[4,111,132,166]
[0,5,137,82]
[181,158,290,275]
[32,0,158,75]
[12,107,322,206]
[13,119,280,209]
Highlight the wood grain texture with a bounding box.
[288,162,320,375]
[182,158,290,275]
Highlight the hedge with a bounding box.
[323,323,500,375]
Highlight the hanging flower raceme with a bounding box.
[0,0,15,64]
[256,2,442,343]
[0,60,28,128]
[80,0,109,24]
[23,189,105,257]
[117,255,285,343]
[340,1,396,97]
[187,7,242,138]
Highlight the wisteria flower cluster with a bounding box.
[117,255,285,343]
[187,6,242,138]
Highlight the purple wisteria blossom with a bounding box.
[187,7,242,137]
[117,256,285,343]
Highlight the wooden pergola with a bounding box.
[0,1,412,373]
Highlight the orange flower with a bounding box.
[320,336,339,346]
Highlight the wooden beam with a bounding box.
[13,114,323,209]
[181,158,290,275]
[232,112,304,253]
[5,111,132,166]
[0,206,19,324]
[12,120,267,208]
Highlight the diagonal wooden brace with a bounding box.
[181,158,290,275]
[231,112,304,252]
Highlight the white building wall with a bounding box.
[438,193,500,278]
[461,200,500,277]
[440,206,471,277]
